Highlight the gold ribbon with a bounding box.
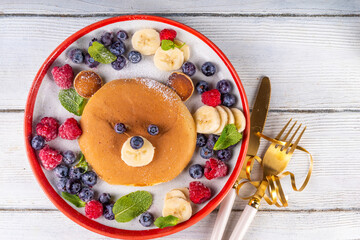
[235,132,313,207]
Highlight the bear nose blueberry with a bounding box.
[130,136,144,149]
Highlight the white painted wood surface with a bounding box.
[1,1,360,239]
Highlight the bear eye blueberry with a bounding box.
[147,124,159,136]
[114,123,126,134]
[130,136,144,149]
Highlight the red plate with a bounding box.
[24,15,249,239]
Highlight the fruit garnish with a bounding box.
[39,145,62,170]
[61,191,86,208]
[132,29,160,55]
[139,212,154,227]
[193,105,221,134]
[88,41,117,64]
[162,197,192,223]
[36,117,59,141]
[161,39,185,51]
[201,89,221,107]
[181,61,196,77]
[85,200,103,219]
[109,40,126,56]
[154,47,184,71]
[121,136,155,167]
[222,93,236,107]
[204,158,228,180]
[58,88,86,116]
[113,191,152,223]
[74,70,103,98]
[154,215,179,229]
[160,29,177,41]
[174,40,190,61]
[81,171,97,187]
[51,64,74,89]
[59,118,82,140]
[213,124,242,150]
[189,181,211,204]
[230,108,246,132]
[75,152,89,172]
[167,72,194,101]
[68,48,84,64]
[201,62,216,76]
[111,55,126,70]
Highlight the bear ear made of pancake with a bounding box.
[166,72,194,102]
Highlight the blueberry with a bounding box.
[116,30,128,41]
[69,167,85,180]
[111,56,126,70]
[222,93,236,107]
[31,135,45,150]
[89,38,98,47]
[147,124,159,136]
[196,134,207,147]
[139,212,154,227]
[216,80,232,94]
[216,149,232,162]
[68,49,84,64]
[78,187,95,202]
[201,62,216,76]
[84,53,100,68]
[206,134,220,150]
[53,164,69,178]
[109,40,126,56]
[128,51,142,63]
[181,62,196,77]
[200,146,213,159]
[63,151,77,165]
[195,81,209,94]
[56,177,68,191]
[81,171,97,187]
[66,179,82,194]
[99,193,111,205]
[189,164,204,179]
[104,203,115,220]
[114,123,126,134]
[130,136,144,149]
[100,32,113,47]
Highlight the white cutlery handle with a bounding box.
[210,188,237,240]
[229,205,258,240]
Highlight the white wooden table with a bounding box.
[1,1,360,239]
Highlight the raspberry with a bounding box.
[160,29,177,41]
[59,118,82,140]
[201,89,221,107]
[39,145,62,170]
[51,64,74,89]
[36,117,59,141]
[85,200,103,219]
[189,181,212,204]
[204,158,228,180]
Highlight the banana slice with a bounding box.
[222,106,235,125]
[193,105,221,134]
[231,108,246,132]
[131,29,160,55]
[153,47,184,71]
[174,40,190,61]
[214,106,229,135]
[162,197,192,223]
[165,189,187,201]
[121,136,155,167]
[174,187,189,201]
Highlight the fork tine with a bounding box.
[281,120,297,141]
[288,126,306,155]
[284,124,302,151]
[275,119,292,140]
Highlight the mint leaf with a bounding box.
[154,215,179,228]
[61,192,86,208]
[213,124,243,150]
[75,152,88,171]
[88,41,117,64]
[113,191,152,223]
[161,40,175,51]
[58,88,86,116]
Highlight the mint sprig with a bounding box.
[113,191,152,223]
[213,124,243,150]
[58,89,87,116]
[88,41,117,64]
[154,215,179,228]
[75,152,88,172]
[161,40,185,51]
[61,192,86,208]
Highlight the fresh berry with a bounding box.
[99,193,111,205]
[56,177,68,191]
[130,136,144,149]
[68,48,84,64]
[31,135,45,150]
[39,145,62,170]
[128,51,142,63]
[216,80,232,94]
[222,93,236,107]
[189,181,211,204]
[36,117,59,141]
[66,178,82,194]
[139,212,154,227]
[201,89,221,107]
[59,118,82,140]
[69,167,85,180]
[111,56,126,70]
[89,38,98,47]
[103,203,115,220]
[81,171,98,187]
[204,158,228,180]
[147,124,159,136]
[195,81,210,94]
[182,62,196,77]
[206,134,219,150]
[200,146,213,159]
[116,30,128,41]
[160,29,177,41]
[79,187,95,202]
[53,164,69,178]
[216,149,232,162]
[201,62,216,76]
[63,150,77,165]
[85,200,103,219]
[114,123,126,134]
[100,32,113,47]
[109,40,126,56]
[196,134,207,147]
[84,53,100,68]
[51,64,74,89]
[189,164,204,179]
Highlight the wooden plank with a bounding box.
[1,0,360,15]
[1,16,360,110]
[2,111,360,210]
